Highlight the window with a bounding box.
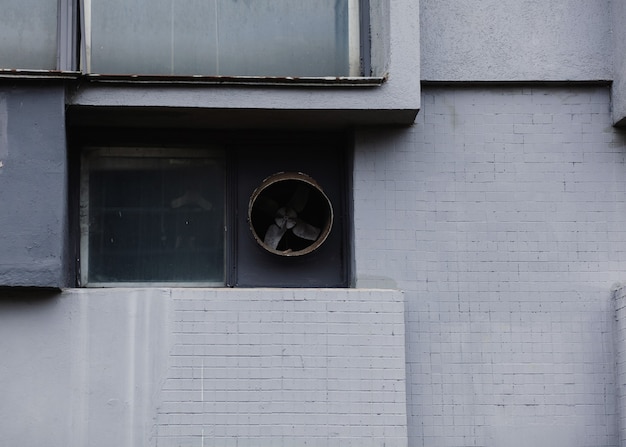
[1,0,373,78]
[1,0,59,70]
[77,133,350,287]
[0,0,76,72]
[80,147,225,286]
[84,0,363,77]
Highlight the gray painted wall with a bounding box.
[613,284,626,446]
[420,0,612,81]
[0,289,74,446]
[0,288,406,447]
[354,85,625,446]
[4,2,626,446]
[3,84,625,447]
[0,85,68,287]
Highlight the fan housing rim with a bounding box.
[248,171,334,257]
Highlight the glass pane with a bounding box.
[215,0,349,76]
[86,155,225,284]
[0,0,58,70]
[88,0,351,76]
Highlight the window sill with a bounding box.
[84,73,387,87]
[0,69,81,80]
[67,74,419,127]
[82,282,226,288]
[0,70,386,87]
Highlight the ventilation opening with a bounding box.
[248,172,333,256]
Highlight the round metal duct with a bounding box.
[248,172,333,256]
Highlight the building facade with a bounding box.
[2,1,626,446]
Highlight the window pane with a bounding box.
[215,0,350,76]
[0,0,58,70]
[88,0,353,76]
[85,154,225,284]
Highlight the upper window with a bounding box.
[1,0,392,82]
[0,0,77,73]
[84,0,363,77]
[1,0,59,70]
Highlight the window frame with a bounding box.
[72,130,353,289]
[79,146,228,287]
[0,0,78,76]
[81,0,368,80]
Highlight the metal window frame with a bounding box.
[79,0,373,81]
[58,0,79,71]
[359,0,371,76]
[79,146,228,288]
[0,0,79,77]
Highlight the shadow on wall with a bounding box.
[0,287,62,302]
[614,125,626,151]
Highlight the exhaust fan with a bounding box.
[248,172,333,256]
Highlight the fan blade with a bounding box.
[289,184,310,213]
[275,207,297,230]
[292,219,321,241]
[264,223,287,249]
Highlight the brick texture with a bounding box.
[153,289,407,447]
[354,86,625,446]
[614,284,626,446]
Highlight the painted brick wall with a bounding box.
[153,289,407,447]
[4,84,626,447]
[614,284,626,446]
[0,288,406,447]
[354,85,626,446]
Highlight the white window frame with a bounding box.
[347,0,362,76]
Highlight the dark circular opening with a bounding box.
[248,172,333,256]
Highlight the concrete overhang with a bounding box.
[66,0,420,128]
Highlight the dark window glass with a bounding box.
[82,151,224,285]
